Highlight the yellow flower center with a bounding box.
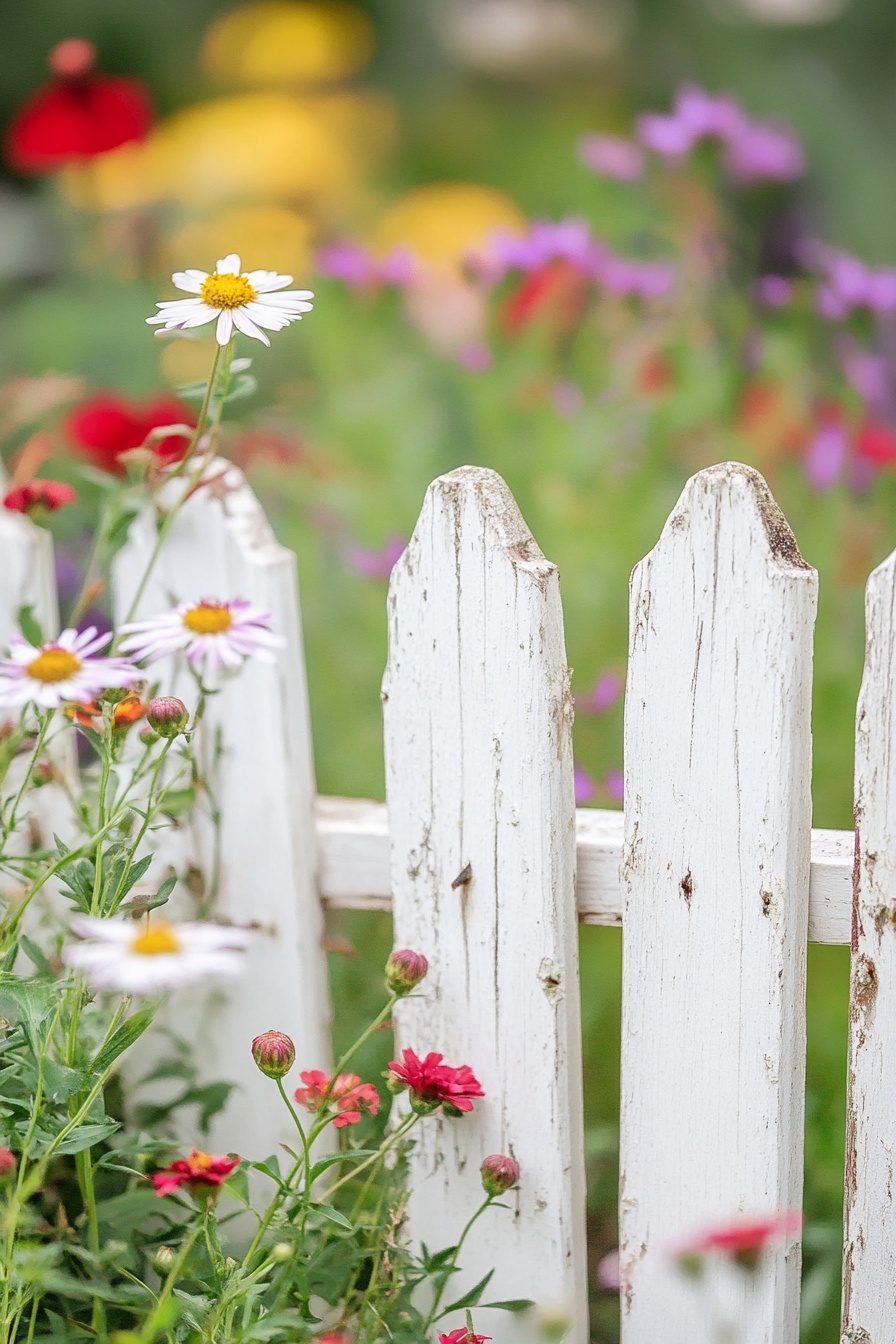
[199,272,256,310]
[130,922,182,957]
[182,604,233,635]
[26,648,81,683]
[189,1150,214,1170]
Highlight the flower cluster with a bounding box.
[486,218,675,301]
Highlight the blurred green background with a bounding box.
[4,1,896,1338]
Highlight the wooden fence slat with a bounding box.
[112,461,331,1160]
[620,463,816,1343]
[842,548,896,1341]
[383,466,588,1343]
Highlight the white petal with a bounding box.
[216,254,241,275]
[242,303,293,332]
[171,271,206,294]
[247,270,293,292]
[232,308,270,346]
[216,310,234,344]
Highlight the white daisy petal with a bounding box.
[216,310,234,344]
[246,271,294,292]
[171,271,205,294]
[217,254,241,274]
[232,308,271,346]
[62,916,250,996]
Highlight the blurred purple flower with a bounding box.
[590,248,675,300]
[577,134,645,182]
[577,672,622,714]
[805,419,848,492]
[456,342,493,373]
[488,218,593,277]
[317,242,415,289]
[723,122,804,186]
[574,766,596,805]
[597,1249,621,1293]
[552,382,584,417]
[605,769,624,804]
[347,533,407,580]
[838,341,892,414]
[812,247,896,321]
[755,275,793,308]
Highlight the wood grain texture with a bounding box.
[620,463,817,1343]
[383,466,588,1343]
[842,548,896,1342]
[113,461,331,1158]
[314,797,853,942]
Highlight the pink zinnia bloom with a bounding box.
[4,479,76,515]
[294,1070,379,1127]
[388,1048,484,1116]
[677,1210,804,1269]
[577,134,645,181]
[439,1330,491,1344]
[151,1149,240,1198]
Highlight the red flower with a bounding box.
[5,39,153,175]
[151,1148,240,1198]
[294,1070,379,1127]
[676,1210,804,1272]
[387,1049,484,1116]
[3,479,76,516]
[856,419,896,467]
[64,393,196,476]
[500,259,588,337]
[439,1330,491,1344]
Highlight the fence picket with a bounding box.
[620,463,816,1343]
[383,465,588,1343]
[841,548,896,1340]
[112,460,331,1159]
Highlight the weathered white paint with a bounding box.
[842,547,896,1342]
[620,463,816,1344]
[314,796,854,943]
[383,466,588,1344]
[113,461,331,1158]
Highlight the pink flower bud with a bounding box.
[251,1030,296,1080]
[0,1148,16,1179]
[385,948,428,996]
[480,1153,520,1196]
[146,696,189,739]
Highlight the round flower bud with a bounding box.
[0,1148,16,1180]
[385,948,428,997]
[146,697,189,739]
[385,1069,408,1096]
[153,1245,175,1272]
[270,1241,292,1263]
[480,1153,520,1197]
[251,1029,296,1080]
[101,686,132,706]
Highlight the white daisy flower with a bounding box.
[0,627,138,710]
[62,916,250,995]
[146,253,314,346]
[118,598,282,681]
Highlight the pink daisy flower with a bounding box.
[118,599,282,681]
[0,627,138,710]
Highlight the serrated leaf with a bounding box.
[92,1005,155,1074]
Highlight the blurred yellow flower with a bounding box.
[162,206,315,282]
[373,184,526,271]
[202,1,374,87]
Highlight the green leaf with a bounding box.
[0,978,55,1052]
[480,1299,535,1313]
[309,1202,353,1231]
[309,1149,378,1182]
[92,1005,155,1074]
[42,1059,87,1102]
[19,935,52,977]
[48,1121,120,1156]
[443,1269,494,1314]
[17,605,44,646]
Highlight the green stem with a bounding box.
[1,712,51,848]
[423,1197,494,1329]
[325,1113,419,1201]
[137,1222,202,1344]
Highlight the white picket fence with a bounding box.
[3,457,893,1344]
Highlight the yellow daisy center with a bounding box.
[182,604,233,635]
[26,648,81,683]
[199,272,257,310]
[131,922,182,957]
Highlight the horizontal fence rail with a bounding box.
[314,797,854,944]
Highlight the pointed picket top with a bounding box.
[621,463,816,1344]
[842,545,896,1339]
[383,466,588,1344]
[112,460,331,1159]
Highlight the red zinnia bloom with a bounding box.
[387,1048,484,1116]
[5,39,153,176]
[151,1148,240,1198]
[294,1070,379,1127]
[439,1330,491,1344]
[64,392,196,476]
[676,1209,804,1272]
[3,479,76,515]
[856,419,896,467]
[500,259,588,337]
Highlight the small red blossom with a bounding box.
[500,259,588,337]
[4,479,76,516]
[151,1148,240,1199]
[294,1071,379,1127]
[856,419,896,467]
[64,392,196,476]
[0,1148,16,1178]
[63,695,145,732]
[5,39,153,175]
[676,1210,804,1273]
[439,1330,491,1344]
[387,1048,484,1116]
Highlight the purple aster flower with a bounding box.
[347,534,407,580]
[119,599,282,681]
[755,275,793,308]
[574,765,596,805]
[723,120,804,185]
[577,671,622,714]
[590,246,675,299]
[577,134,645,181]
[605,769,625,804]
[488,218,593,277]
[317,243,415,290]
[805,419,848,492]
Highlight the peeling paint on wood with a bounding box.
[383,466,588,1343]
[620,463,816,1344]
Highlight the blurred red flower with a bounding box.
[438,1330,491,1344]
[676,1209,804,1272]
[151,1148,240,1198]
[856,419,896,466]
[5,39,153,175]
[3,479,76,515]
[294,1070,379,1127]
[64,392,195,476]
[500,259,588,337]
[387,1048,484,1116]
